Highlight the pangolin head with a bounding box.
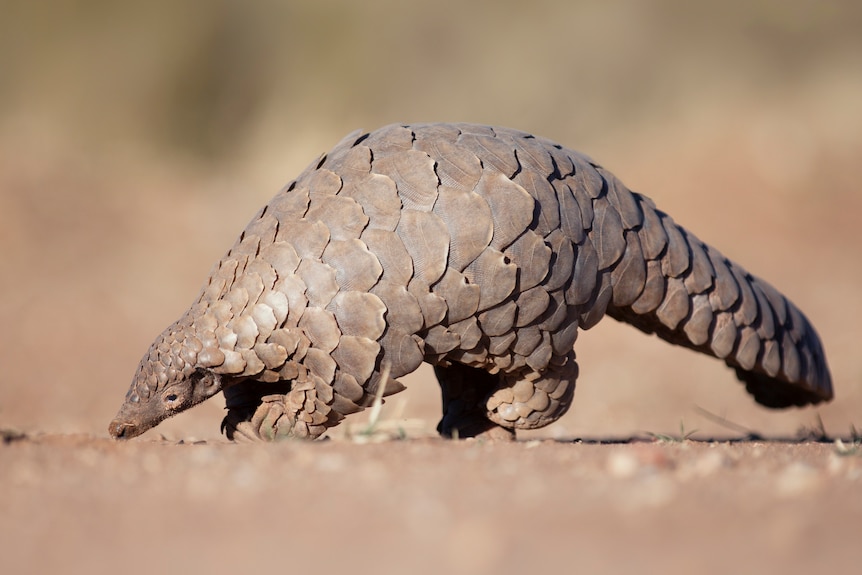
[109,319,224,439]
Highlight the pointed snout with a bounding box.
[108,418,140,439]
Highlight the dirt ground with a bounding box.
[2,3,862,575]
[2,433,861,575]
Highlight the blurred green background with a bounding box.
[1,0,860,439]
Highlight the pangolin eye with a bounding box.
[165,393,178,403]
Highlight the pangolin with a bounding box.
[108,123,832,441]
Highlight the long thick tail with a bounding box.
[600,176,832,408]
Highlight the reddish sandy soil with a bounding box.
[2,433,861,575]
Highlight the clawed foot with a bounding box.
[221,379,334,441]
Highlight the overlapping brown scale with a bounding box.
[542,230,575,291]
[341,174,401,232]
[374,149,439,212]
[545,145,576,178]
[330,392,363,417]
[360,228,412,285]
[209,299,233,326]
[630,259,666,315]
[407,279,448,328]
[223,286,250,317]
[786,304,807,345]
[660,218,694,283]
[375,327,424,378]
[328,291,387,341]
[514,170,559,237]
[258,241,301,280]
[362,124,414,158]
[751,283,776,340]
[253,342,288,371]
[273,274,307,326]
[681,231,715,295]
[566,239,598,307]
[414,138,483,193]
[268,185,311,221]
[780,332,801,382]
[332,371,365,403]
[212,349,246,375]
[234,349,265,377]
[456,133,520,177]
[370,279,424,334]
[413,123,462,144]
[734,326,761,371]
[570,158,605,200]
[234,272,265,310]
[636,197,668,260]
[242,212,279,247]
[453,123,496,137]
[509,135,556,176]
[276,220,330,260]
[756,277,789,327]
[396,210,450,286]
[325,144,372,182]
[303,348,337,383]
[199,276,227,304]
[431,268,480,324]
[250,303,278,341]
[473,171,535,251]
[709,312,738,359]
[477,300,517,337]
[761,339,782,378]
[591,196,626,270]
[538,290,568,332]
[511,326,542,357]
[610,230,647,307]
[214,326,237,352]
[730,264,759,326]
[297,307,341,353]
[245,257,278,292]
[600,169,644,230]
[553,181,586,244]
[432,187,494,272]
[305,169,342,196]
[363,370,407,404]
[463,247,518,311]
[305,195,369,241]
[682,294,713,346]
[332,335,380,388]
[449,316,483,350]
[514,285,551,327]
[296,260,339,308]
[578,273,613,330]
[423,325,461,355]
[547,318,579,356]
[268,329,301,359]
[505,230,552,290]
[525,332,553,372]
[706,246,740,312]
[655,277,691,331]
[449,345,488,367]
[322,239,383,293]
[488,332,517,355]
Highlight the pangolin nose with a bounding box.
[108,419,134,439]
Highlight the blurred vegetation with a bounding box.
[1,0,860,163]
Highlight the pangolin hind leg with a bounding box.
[435,362,516,440]
[435,352,578,439]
